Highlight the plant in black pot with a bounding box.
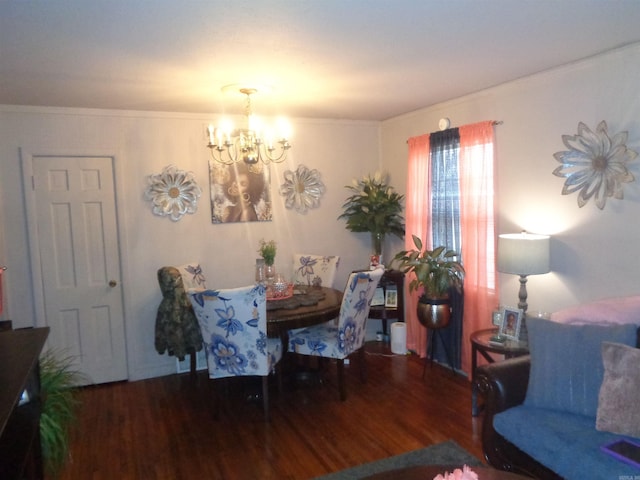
[392,234,464,329]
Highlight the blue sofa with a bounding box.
[476,317,640,479]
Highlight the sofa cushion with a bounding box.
[494,405,639,479]
[596,342,640,438]
[524,318,638,417]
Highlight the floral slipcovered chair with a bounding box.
[288,267,383,400]
[188,284,282,420]
[292,253,340,288]
[154,263,207,372]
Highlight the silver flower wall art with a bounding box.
[279,164,326,214]
[553,121,638,210]
[145,164,202,221]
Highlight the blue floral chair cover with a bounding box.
[188,284,282,419]
[176,262,207,290]
[288,267,384,400]
[292,253,340,288]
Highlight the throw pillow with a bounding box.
[524,318,638,417]
[596,341,640,438]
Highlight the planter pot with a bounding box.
[417,296,451,329]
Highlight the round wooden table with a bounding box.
[362,465,529,480]
[266,286,342,337]
[470,328,529,416]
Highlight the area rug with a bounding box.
[312,440,482,480]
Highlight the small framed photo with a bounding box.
[500,306,523,340]
[492,309,503,326]
[371,287,385,306]
[384,287,398,308]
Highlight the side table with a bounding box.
[368,269,404,336]
[470,328,529,416]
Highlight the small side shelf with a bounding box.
[368,269,404,335]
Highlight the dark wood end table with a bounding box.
[470,328,529,416]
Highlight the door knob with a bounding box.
[109,280,117,287]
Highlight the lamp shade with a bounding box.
[497,232,550,275]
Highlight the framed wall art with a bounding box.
[279,164,325,214]
[209,161,272,223]
[144,164,202,221]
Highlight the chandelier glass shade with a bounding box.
[207,87,291,165]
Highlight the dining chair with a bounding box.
[155,262,206,376]
[292,253,340,288]
[188,284,282,420]
[288,267,384,400]
[175,262,207,290]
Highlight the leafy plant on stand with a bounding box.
[392,234,464,298]
[392,234,464,329]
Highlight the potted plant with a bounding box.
[258,239,277,282]
[337,171,404,263]
[392,234,464,328]
[39,349,84,476]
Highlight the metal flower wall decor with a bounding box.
[145,164,202,221]
[279,164,325,214]
[553,121,637,210]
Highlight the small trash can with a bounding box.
[390,322,407,354]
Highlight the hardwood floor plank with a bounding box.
[56,342,485,480]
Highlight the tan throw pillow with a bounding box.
[596,342,640,438]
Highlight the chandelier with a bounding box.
[206,86,291,165]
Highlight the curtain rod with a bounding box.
[406,120,503,144]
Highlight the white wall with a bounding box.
[0,107,381,380]
[4,43,639,381]
[381,43,640,317]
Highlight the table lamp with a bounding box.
[497,232,550,315]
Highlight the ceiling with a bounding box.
[2,1,640,121]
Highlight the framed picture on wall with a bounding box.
[209,162,272,223]
[500,306,523,340]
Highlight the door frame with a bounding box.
[20,148,132,376]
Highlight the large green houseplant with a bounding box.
[39,350,83,476]
[392,234,464,328]
[337,172,405,260]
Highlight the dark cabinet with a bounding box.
[368,269,404,335]
[0,327,49,480]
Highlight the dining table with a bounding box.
[266,285,343,338]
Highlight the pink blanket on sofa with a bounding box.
[551,295,640,325]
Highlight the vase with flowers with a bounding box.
[337,171,405,265]
[258,239,277,283]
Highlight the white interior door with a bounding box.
[28,154,127,384]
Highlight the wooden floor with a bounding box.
[57,342,486,480]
